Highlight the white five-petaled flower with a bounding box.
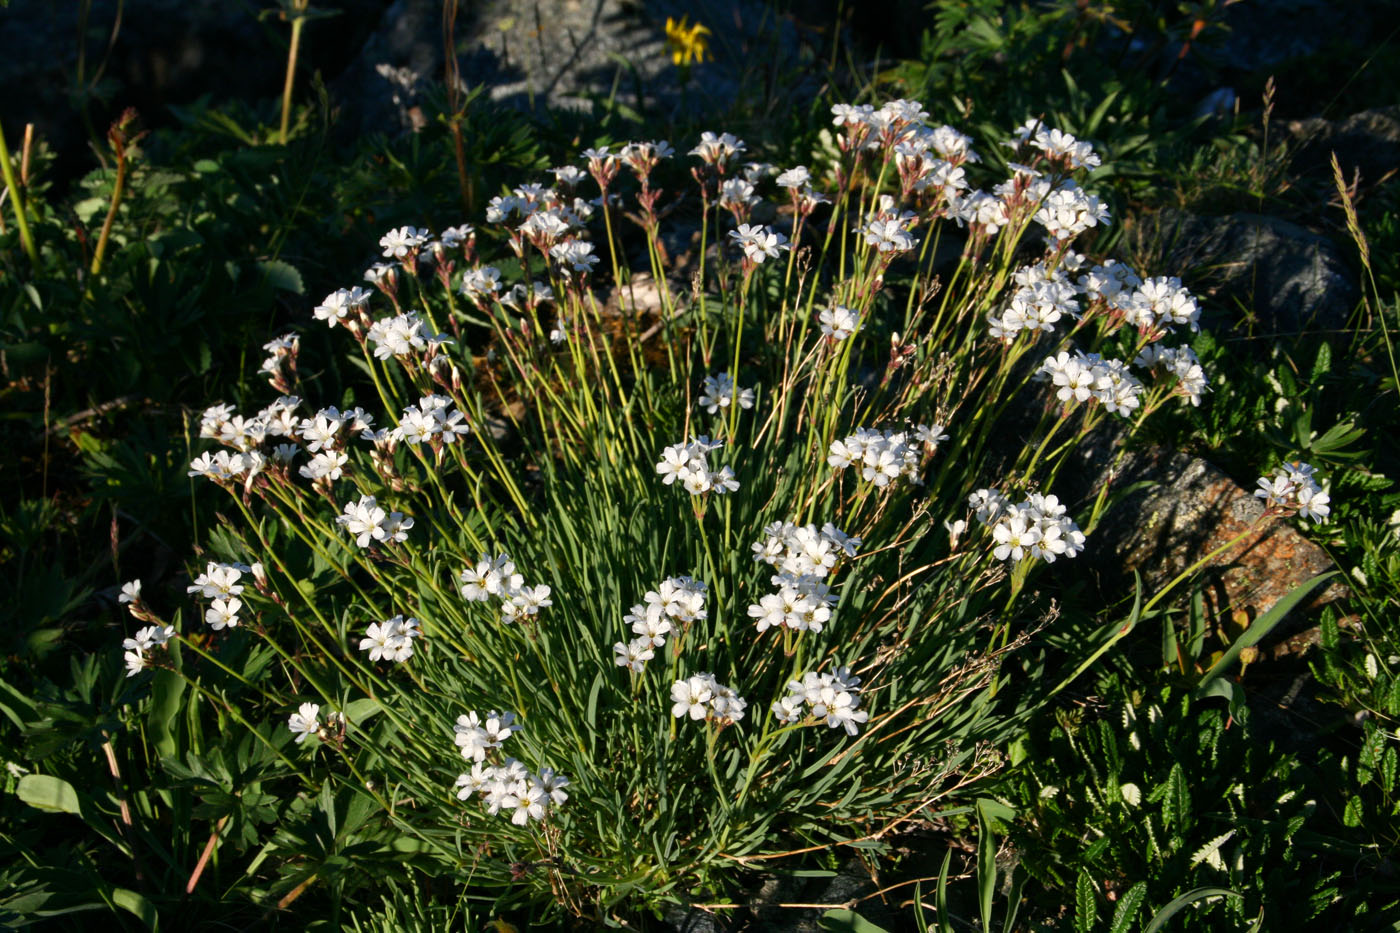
[288,702,320,744]
[728,224,789,264]
[379,226,430,259]
[819,305,861,341]
[359,615,420,663]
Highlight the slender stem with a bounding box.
[0,120,39,268]
[278,1,309,145]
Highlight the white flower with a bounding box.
[1255,462,1330,524]
[671,676,713,720]
[337,496,388,548]
[819,305,861,341]
[288,703,320,743]
[502,783,548,825]
[379,226,430,259]
[860,218,916,253]
[312,287,370,328]
[614,637,656,672]
[119,580,142,605]
[698,372,756,414]
[728,224,789,264]
[205,597,242,630]
[776,165,811,188]
[689,131,746,167]
[534,768,570,806]
[360,615,419,662]
[453,710,520,762]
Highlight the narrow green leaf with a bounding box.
[976,798,999,931]
[1143,887,1241,933]
[936,848,954,933]
[1197,572,1338,694]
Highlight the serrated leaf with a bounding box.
[1108,882,1148,933]
[257,259,304,295]
[1189,831,1235,869]
[1075,871,1096,933]
[1342,795,1364,827]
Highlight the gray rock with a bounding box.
[333,0,809,136]
[1148,210,1358,334]
[1288,105,1400,187]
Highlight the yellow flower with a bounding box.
[665,16,711,67]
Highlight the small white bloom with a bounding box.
[288,702,320,744]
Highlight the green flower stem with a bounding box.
[0,120,37,268]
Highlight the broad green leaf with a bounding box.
[17,774,81,814]
[819,909,893,933]
[111,887,158,928]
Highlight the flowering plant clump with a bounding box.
[120,99,1235,918]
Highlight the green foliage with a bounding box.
[1001,686,1330,928]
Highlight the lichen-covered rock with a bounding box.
[1089,448,1347,636]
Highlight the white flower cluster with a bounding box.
[188,560,258,629]
[988,261,1081,340]
[1255,461,1330,524]
[1006,121,1102,171]
[828,424,948,487]
[613,576,707,672]
[970,490,1086,563]
[454,759,570,827]
[698,373,755,415]
[747,522,859,634]
[1134,344,1210,406]
[391,394,470,446]
[670,673,747,724]
[655,437,739,496]
[728,223,789,264]
[771,667,869,736]
[337,495,413,549]
[121,621,175,677]
[830,101,979,166]
[459,553,554,623]
[313,286,372,329]
[359,614,420,663]
[1036,349,1144,416]
[366,310,452,361]
[1032,182,1110,242]
[452,711,567,826]
[689,131,747,168]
